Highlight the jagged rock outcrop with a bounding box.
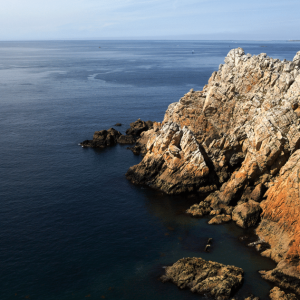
[186,201,212,217]
[126,48,300,284]
[269,286,297,300]
[126,119,153,137]
[232,200,262,228]
[126,122,210,194]
[161,257,243,300]
[129,123,156,156]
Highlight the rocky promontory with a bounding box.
[126,48,300,293]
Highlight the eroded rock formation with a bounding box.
[161,257,243,300]
[269,286,297,300]
[126,48,300,290]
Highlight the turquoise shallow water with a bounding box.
[1,40,299,300]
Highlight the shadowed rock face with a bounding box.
[232,200,262,228]
[126,122,210,194]
[161,257,243,300]
[126,48,300,287]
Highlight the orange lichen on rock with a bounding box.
[259,150,300,270]
[126,48,300,287]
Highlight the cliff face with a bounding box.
[127,48,300,196]
[126,48,300,283]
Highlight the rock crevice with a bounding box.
[126,48,300,289]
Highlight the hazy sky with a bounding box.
[1,0,299,40]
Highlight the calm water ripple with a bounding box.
[1,40,300,300]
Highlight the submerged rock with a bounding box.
[161,257,243,300]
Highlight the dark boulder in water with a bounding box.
[80,128,121,148]
[117,135,136,144]
[126,119,153,137]
[80,119,154,150]
[161,257,243,300]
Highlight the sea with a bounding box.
[1,40,300,300]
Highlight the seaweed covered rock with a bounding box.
[161,257,243,300]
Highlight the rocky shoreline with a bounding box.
[81,48,300,299]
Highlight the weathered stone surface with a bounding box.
[208,214,231,224]
[260,261,300,295]
[126,123,210,194]
[269,286,297,300]
[80,128,121,148]
[117,134,136,144]
[126,119,153,137]
[161,257,243,300]
[186,201,211,217]
[249,183,266,202]
[232,200,262,228]
[125,48,300,278]
[129,125,159,156]
[127,48,300,198]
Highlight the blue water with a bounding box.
[1,40,300,300]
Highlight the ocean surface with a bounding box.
[1,40,300,300]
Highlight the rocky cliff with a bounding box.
[126,48,300,291]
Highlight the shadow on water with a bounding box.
[131,187,277,300]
